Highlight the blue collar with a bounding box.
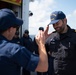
[0,35,10,42]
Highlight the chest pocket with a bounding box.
[49,39,60,52]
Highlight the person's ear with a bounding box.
[64,18,67,23]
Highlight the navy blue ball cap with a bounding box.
[49,11,66,25]
[0,8,23,30]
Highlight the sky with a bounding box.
[29,0,76,35]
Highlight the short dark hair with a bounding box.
[24,30,29,34]
[39,27,44,31]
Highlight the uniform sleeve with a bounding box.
[45,37,51,52]
[11,46,39,71]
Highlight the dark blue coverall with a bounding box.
[0,35,39,75]
[45,25,76,75]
